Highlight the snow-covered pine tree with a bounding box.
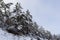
[0,0,60,40]
[0,0,39,36]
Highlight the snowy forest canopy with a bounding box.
[0,0,60,40]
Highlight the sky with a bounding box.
[4,0,60,35]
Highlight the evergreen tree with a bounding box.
[1,1,59,40]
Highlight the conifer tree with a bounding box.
[0,1,56,40]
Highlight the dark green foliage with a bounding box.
[0,0,2,2]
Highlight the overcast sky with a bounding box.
[4,0,60,35]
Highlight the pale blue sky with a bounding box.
[4,0,60,35]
